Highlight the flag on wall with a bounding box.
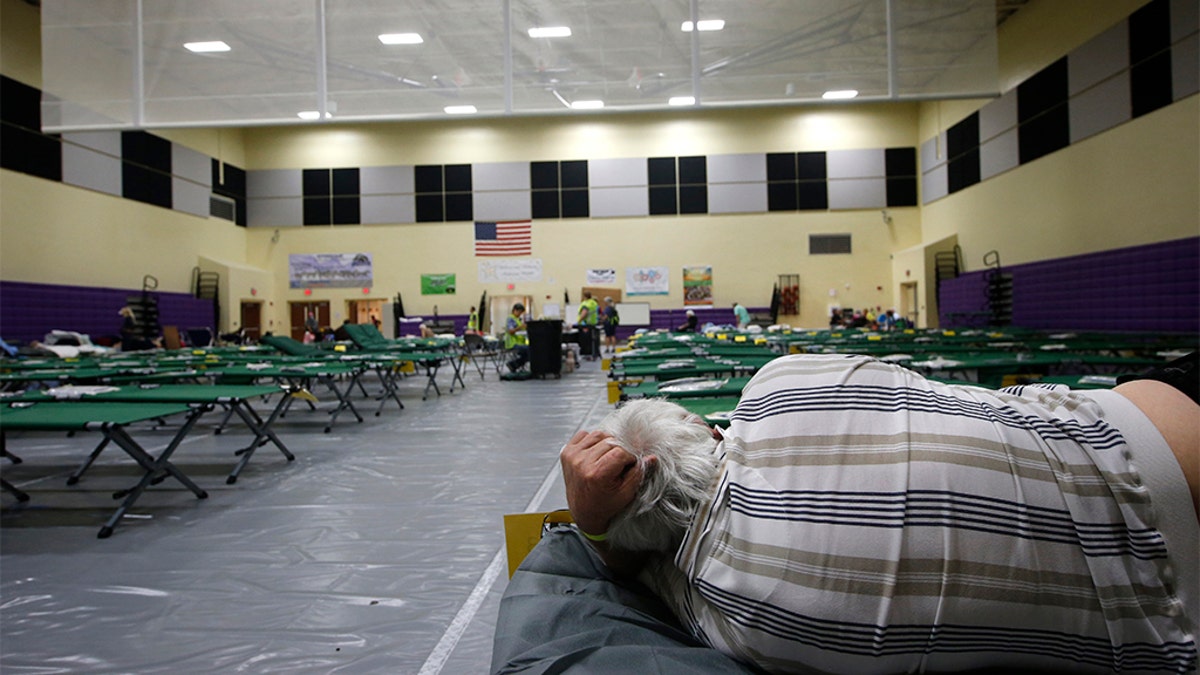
[474,221,532,257]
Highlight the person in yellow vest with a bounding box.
[505,303,529,372]
[466,305,480,335]
[577,292,600,360]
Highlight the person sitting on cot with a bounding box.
[560,352,1199,674]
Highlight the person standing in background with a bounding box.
[505,303,529,372]
[733,301,751,330]
[577,292,600,360]
[601,297,620,355]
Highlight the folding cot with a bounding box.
[0,401,208,538]
[214,361,365,432]
[9,384,299,484]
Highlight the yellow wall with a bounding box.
[913,0,1196,271]
[241,103,922,330]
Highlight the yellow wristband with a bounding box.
[579,528,608,542]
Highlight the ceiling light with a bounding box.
[822,89,859,100]
[528,26,571,38]
[184,41,231,53]
[297,111,333,120]
[669,96,696,106]
[681,19,725,32]
[378,33,423,45]
[570,100,604,110]
[444,105,477,115]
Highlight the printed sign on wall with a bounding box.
[626,266,669,296]
[421,273,457,295]
[289,253,372,288]
[586,268,617,286]
[478,258,544,283]
[683,266,713,305]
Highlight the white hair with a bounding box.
[596,399,721,553]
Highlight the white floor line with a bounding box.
[418,391,608,675]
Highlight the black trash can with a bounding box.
[527,320,563,378]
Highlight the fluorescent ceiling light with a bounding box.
[570,100,604,110]
[444,105,477,114]
[681,19,725,32]
[184,41,231,53]
[669,96,696,106]
[297,111,333,120]
[528,26,571,38]
[822,89,859,100]
[378,33,423,45]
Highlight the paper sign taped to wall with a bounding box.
[479,258,543,283]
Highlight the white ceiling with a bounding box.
[39,0,1000,130]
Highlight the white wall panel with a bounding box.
[708,183,767,214]
[247,197,303,227]
[473,191,531,221]
[172,178,211,218]
[828,178,886,209]
[361,195,416,224]
[1069,72,1131,144]
[827,149,885,179]
[360,165,414,195]
[61,143,122,196]
[589,186,647,217]
[707,153,767,183]
[1068,23,1129,96]
[247,169,302,198]
[980,128,1020,180]
[472,161,530,191]
[588,158,647,187]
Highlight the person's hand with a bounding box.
[560,430,655,538]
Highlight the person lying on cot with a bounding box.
[560,352,1199,674]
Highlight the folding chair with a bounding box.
[462,333,502,379]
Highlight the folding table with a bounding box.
[0,401,208,538]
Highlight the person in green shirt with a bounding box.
[733,301,751,330]
[505,303,529,372]
[577,292,601,360]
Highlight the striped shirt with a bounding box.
[645,354,1197,674]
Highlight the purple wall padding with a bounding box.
[0,281,216,343]
[939,237,1199,333]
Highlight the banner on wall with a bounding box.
[420,273,457,295]
[683,266,713,305]
[289,253,373,288]
[586,268,617,286]
[626,266,669,296]
[478,258,544,283]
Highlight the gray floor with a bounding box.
[1,357,612,673]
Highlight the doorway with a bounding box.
[239,301,263,342]
[289,301,330,340]
[900,282,919,327]
[347,299,385,331]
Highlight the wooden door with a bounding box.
[289,301,330,340]
[240,301,262,341]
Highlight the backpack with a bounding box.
[606,307,619,326]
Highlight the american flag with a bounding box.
[474,221,532,257]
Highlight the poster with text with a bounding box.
[289,253,372,288]
[626,266,669,296]
[478,258,544,283]
[587,268,617,286]
[420,273,457,295]
[683,266,713,305]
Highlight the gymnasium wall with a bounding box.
[2,0,1196,338]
